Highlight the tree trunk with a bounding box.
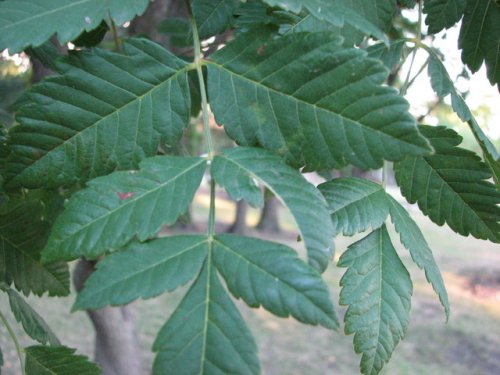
[256,193,281,233]
[73,260,142,375]
[227,200,248,234]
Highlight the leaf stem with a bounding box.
[190,13,215,160]
[188,3,217,237]
[0,310,26,375]
[400,47,417,96]
[208,177,216,237]
[109,15,122,52]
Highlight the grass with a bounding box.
[1,190,499,374]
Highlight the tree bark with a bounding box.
[256,193,281,233]
[73,260,142,375]
[227,200,248,234]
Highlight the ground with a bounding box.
[1,190,499,375]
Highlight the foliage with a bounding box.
[0,1,498,375]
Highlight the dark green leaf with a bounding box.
[74,235,208,310]
[153,261,259,375]
[42,156,206,262]
[208,29,431,171]
[0,0,150,53]
[212,147,334,272]
[395,126,500,242]
[213,234,339,329]
[0,198,69,296]
[261,0,390,43]
[192,0,241,39]
[386,196,450,318]
[25,41,62,72]
[398,0,417,8]
[72,20,109,48]
[426,52,500,183]
[318,177,389,236]
[6,288,59,345]
[458,0,500,87]
[366,41,405,71]
[157,18,193,47]
[467,118,500,186]
[339,225,412,375]
[25,346,100,375]
[5,38,191,189]
[424,0,466,34]
[212,150,263,208]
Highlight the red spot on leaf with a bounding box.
[117,192,134,200]
[257,45,265,55]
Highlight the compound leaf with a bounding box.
[339,225,412,375]
[386,196,450,318]
[74,235,208,310]
[208,29,431,172]
[192,0,241,39]
[458,0,500,87]
[6,288,59,346]
[42,156,206,262]
[5,38,191,189]
[423,0,466,34]
[0,0,150,53]
[25,346,100,375]
[262,0,390,43]
[153,261,259,375]
[394,126,500,242]
[427,53,500,185]
[319,177,389,236]
[0,198,69,296]
[213,234,339,329]
[212,147,334,272]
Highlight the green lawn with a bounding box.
[1,191,499,374]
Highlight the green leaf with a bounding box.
[212,147,334,272]
[366,41,405,71]
[394,126,500,242]
[386,196,450,318]
[467,118,500,186]
[6,288,60,346]
[0,198,69,296]
[5,38,191,189]
[42,156,206,262]
[458,0,500,87]
[262,0,390,43]
[157,18,193,47]
[339,225,412,375]
[427,53,500,185]
[318,177,390,236]
[211,151,263,209]
[192,0,241,39]
[208,29,431,171]
[213,234,339,329]
[25,346,100,375]
[153,261,259,375]
[0,346,3,369]
[74,235,208,310]
[423,0,466,34]
[72,20,109,48]
[0,0,150,53]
